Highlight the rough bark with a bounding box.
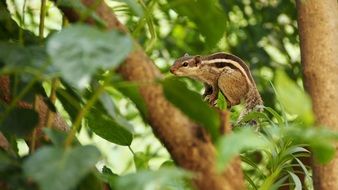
[0,1,69,150]
[56,0,245,189]
[0,76,69,150]
[296,0,338,189]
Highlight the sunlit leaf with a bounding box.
[216,128,266,171]
[280,126,338,163]
[217,92,227,110]
[98,90,133,132]
[288,171,302,190]
[23,145,100,190]
[47,24,132,89]
[162,77,220,141]
[168,0,226,48]
[114,83,148,121]
[275,70,314,126]
[134,152,149,170]
[263,106,284,127]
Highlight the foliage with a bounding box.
[162,77,220,141]
[0,0,337,190]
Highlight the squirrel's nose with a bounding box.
[170,67,175,73]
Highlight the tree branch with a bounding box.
[56,0,244,189]
[0,76,69,150]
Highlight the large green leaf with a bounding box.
[162,77,220,141]
[0,108,38,137]
[282,126,338,163]
[216,128,266,171]
[0,42,54,78]
[98,90,133,131]
[113,83,148,121]
[47,24,132,89]
[168,0,226,48]
[274,70,314,126]
[86,110,133,146]
[23,145,100,190]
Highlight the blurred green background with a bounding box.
[6,0,301,174]
[3,1,324,190]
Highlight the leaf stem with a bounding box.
[128,146,135,156]
[39,0,47,40]
[30,96,39,153]
[19,0,27,44]
[64,82,106,148]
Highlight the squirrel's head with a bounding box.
[170,54,202,76]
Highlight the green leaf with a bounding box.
[0,150,16,171]
[311,143,336,164]
[168,0,226,48]
[216,128,266,171]
[23,145,100,190]
[217,92,227,110]
[99,91,118,118]
[162,77,220,141]
[241,111,271,123]
[0,42,54,78]
[100,166,118,189]
[279,126,338,163]
[114,83,148,121]
[56,88,82,122]
[86,110,133,146]
[116,0,144,17]
[0,108,38,137]
[288,171,302,190]
[43,128,80,146]
[274,70,314,126]
[134,152,149,170]
[98,90,133,132]
[47,24,132,89]
[160,160,175,168]
[263,106,284,127]
[77,172,104,190]
[294,157,311,182]
[112,168,193,190]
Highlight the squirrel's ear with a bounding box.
[195,55,202,66]
[184,53,189,57]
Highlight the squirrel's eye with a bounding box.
[182,62,188,67]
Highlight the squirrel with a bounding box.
[170,52,263,124]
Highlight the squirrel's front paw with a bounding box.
[204,94,217,106]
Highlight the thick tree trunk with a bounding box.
[296,0,338,189]
[56,0,245,189]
